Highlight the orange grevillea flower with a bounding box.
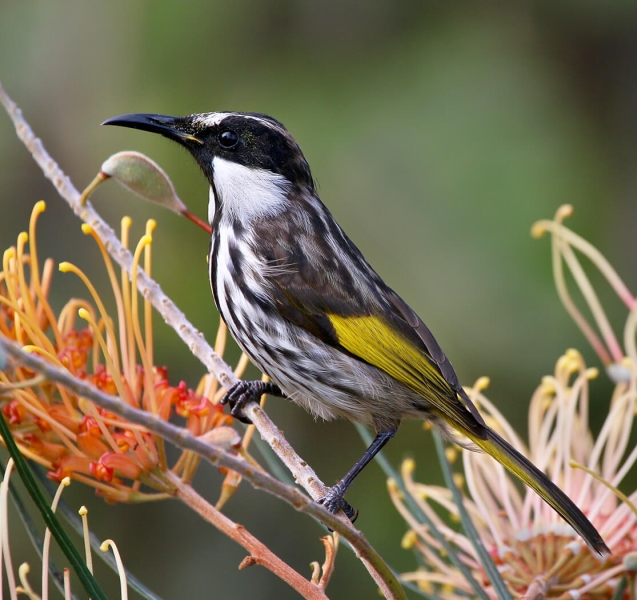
[0,202,238,502]
[390,207,637,598]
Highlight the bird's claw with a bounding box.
[318,487,358,523]
[220,380,283,424]
[220,381,260,424]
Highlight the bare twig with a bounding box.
[243,402,331,502]
[166,472,328,600]
[318,535,338,589]
[0,338,311,518]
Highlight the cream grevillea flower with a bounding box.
[390,206,637,599]
[393,351,637,599]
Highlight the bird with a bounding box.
[103,111,609,555]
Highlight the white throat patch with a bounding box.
[208,186,216,225]
[211,156,289,222]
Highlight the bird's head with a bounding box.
[103,112,315,223]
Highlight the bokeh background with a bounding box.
[2,2,637,598]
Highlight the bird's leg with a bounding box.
[318,429,396,522]
[220,381,284,424]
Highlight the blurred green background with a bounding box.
[2,2,637,598]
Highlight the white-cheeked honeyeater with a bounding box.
[104,112,609,555]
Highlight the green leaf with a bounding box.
[610,575,627,600]
[33,465,164,600]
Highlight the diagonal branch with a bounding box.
[0,336,405,599]
[0,338,327,526]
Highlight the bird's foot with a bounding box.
[220,380,283,424]
[318,486,358,523]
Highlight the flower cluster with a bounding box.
[0,202,236,502]
[391,206,637,599]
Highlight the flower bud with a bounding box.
[100,151,187,215]
[198,425,242,451]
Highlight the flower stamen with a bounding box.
[100,539,128,600]
[42,476,70,599]
[129,234,157,415]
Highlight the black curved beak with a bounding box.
[102,113,203,145]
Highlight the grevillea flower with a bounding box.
[0,202,237,502]
[390,206,637,598]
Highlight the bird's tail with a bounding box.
[463,426,610,556]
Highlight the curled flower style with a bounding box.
[391,207,637,599]
[0,202,237,502]
[531,204,636,382]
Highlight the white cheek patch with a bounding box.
[212,156,289,222]
[208,186,216,225]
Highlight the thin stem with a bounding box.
[33,467,162,600]
[0,416,107,600]
[0,459,80,600]
[167,472,328,600]
[434,434,513,600]
[356,424,488,600]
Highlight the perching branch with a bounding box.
[0,337,404,599]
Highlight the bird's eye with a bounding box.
[219,130,239,148]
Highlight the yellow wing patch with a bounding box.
[327,314,446,394]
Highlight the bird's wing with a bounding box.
[384,290,487,426]
[324,293,486,432]
[260,224,485,432]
